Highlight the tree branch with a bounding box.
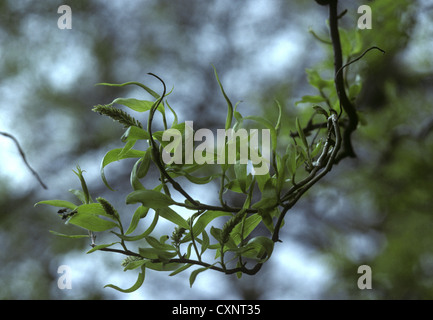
[328,0,357,162]
[0,131,47,189]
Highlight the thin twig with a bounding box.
[335,46,385,82]
[0,131,47,189]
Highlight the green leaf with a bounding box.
[296,118,309,150]
[125,189,175,209]
[275,153,288,193]
[230,213,262,245]
[210,226,223,244]
[296,118,312,166]
[311,139,324,159]
[123,259,147,271]
[67,212,118,232]
[166,101,178,127]
[189,267,209,287]
[49,230,89,238]
[35,200,77,210]
[125,206,149,235]
[313,105,329,118]
[145,236,176,251]
[101,148,145,190]
[212,65,233,131]
[201,230,210,255]
[255,168,271,192]
[286,143,298,178]
[104,265,145,293]
[73,166,91,204]
[242,236,274,262]
[130,158,146,191]
[233,101,243,131]
[96,81,160,99]
[234,162,248,193]
[225,179,245,193]
[137,149,151,179]
[274,100,282,133]
[76,203,117,220]
[169,263,193,277]
[182,211,232,243]
[156,207,189,229]
[257,208,275,233]
[306,68,334,91]
[68,189,87,204]
[180,171,218,185]
[86,242,119,254]
[138,247,177,261]
[114,212,158,241]
[121,126,149,143]
[308,27,332,44]
[243,115,277,152]
[144,261,180,272]
[112,98,155,113]
[295,95,327,105]
[339,27,351,57]
[252,178,278,210]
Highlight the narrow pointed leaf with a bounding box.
[35,200,77,210]
[104,265,146,293]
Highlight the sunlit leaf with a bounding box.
[145,236,176,251]
[313,105,329,118]
[49,230,89,238]
[73,166,91,204]
[96,81,159,99]
[242,236,274,262]
[201,230,210,255]
[121,126,149,142]
[169,263,192,276]
[104,265,145,293]
[87,242,119,254]
[101,148,145,190]
[114,212,158,241]
[67,211,118,232]
[123,259,147,271]
[243,115,277,152]
[189,266,209,287]
[182,211,232,243]
[234,162,248,193]
[138,247,177,261]
[125,189,175,209]
[112,98,155,113]
[295,95,327,105]
[230,213,262,245]
[35,200,77,210]
[156,207,189,229]
[76,203,117,220]
[212,65,233,131]
[125,205,149,235]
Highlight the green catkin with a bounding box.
[96,197,118,217]
[92,104,142,128]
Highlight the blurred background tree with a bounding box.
[0,0,432,299]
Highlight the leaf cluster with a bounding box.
[35,4,379,292]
